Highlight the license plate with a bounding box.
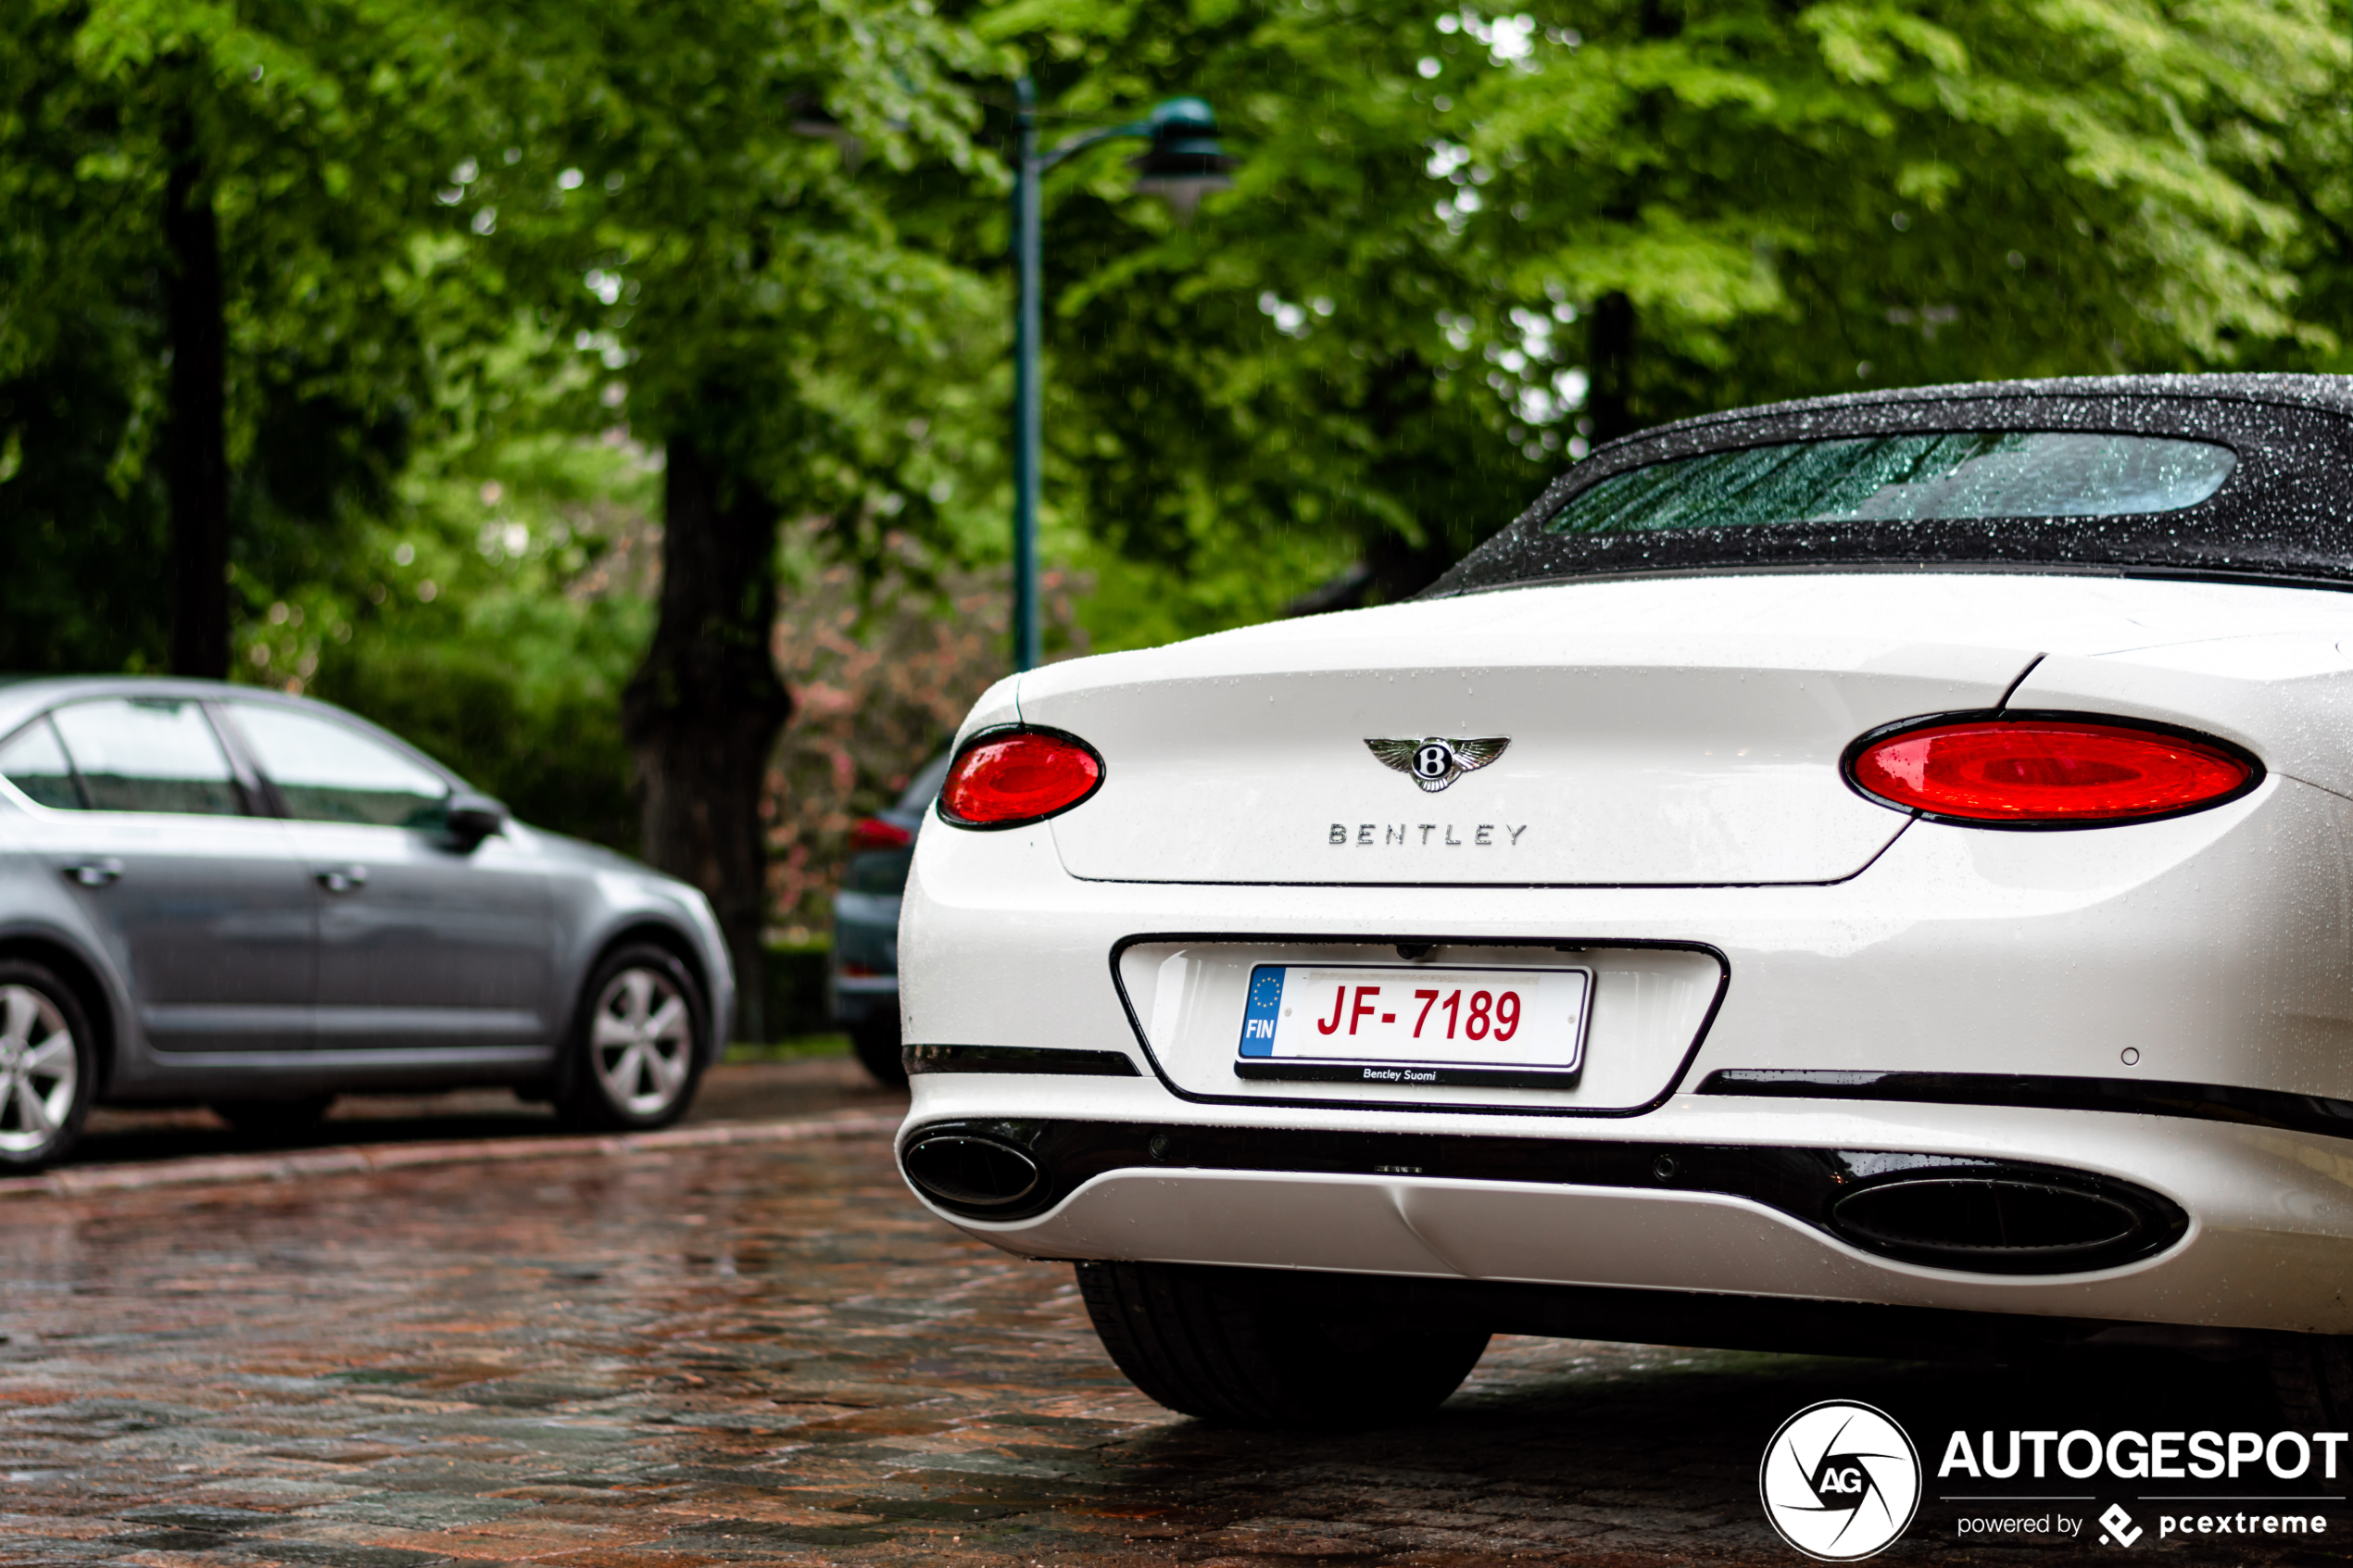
[1235,963,1590,1086]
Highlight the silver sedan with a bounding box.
[0,677,734,1167]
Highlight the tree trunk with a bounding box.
[1586,291,1639,445]
[164,119,230,678]
[623,433,792,1044]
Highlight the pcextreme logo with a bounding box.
[1760,1400,1923,1561]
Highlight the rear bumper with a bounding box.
[899,771,2353,1337]
[898,1090,2353,1335]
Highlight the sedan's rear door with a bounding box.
[216,701,553,1054]
[0,698,317,1053]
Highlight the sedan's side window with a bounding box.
[227,704,450,828]
[0,717,84,810]
[49,698,245,816]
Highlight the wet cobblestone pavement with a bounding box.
[69,1056,901,1167]
[0,1122,2337,1566]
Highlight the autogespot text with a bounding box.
[1939,1428,2349,1481]
[1939,1428,2347,1549]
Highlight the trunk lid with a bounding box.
[1022,575,2114,886]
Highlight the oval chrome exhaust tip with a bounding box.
[901,1134,1042,1213]
[1830,1177,2168,1273]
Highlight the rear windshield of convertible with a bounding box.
[1543,433,2236,535]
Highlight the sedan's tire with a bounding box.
[1076,1260,1490,1428]
[556,945,708,1132]
[210,1096,335,1136]
[2269,1332,2353,1424]
[0,960,96,1172]
[850,1017,907,1088]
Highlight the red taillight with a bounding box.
[938,727,1104,828]
[849,816,912,854]
[1847,716,2259,826]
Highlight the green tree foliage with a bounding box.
[287,434,661,855]
[0,0,1012,860]
[318,0,1016,1031]
[423,0,1006,534]
[0,324,171,671]
[2248,17,2353,370]
[0,0,493,675]
[1452,0,2337,413]
[981,0,2343,619]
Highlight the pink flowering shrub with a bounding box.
[764,523,1088,938]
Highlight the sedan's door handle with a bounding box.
[63,859,123,887]
[316,865,370,893]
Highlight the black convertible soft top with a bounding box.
[1428,374,2353,597]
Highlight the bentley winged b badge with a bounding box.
[1365,735,1511,793]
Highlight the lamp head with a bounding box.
[1130,96,1237,221]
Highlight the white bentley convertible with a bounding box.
[897,374,2353,1426]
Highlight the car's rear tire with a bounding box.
[850,1016,907,1088]
[1076,1260,1490,1428]
[0,961,95,1172]
[2269,1332,2353,1424]
[556,945,708,1132]
[210,1095,334,1136]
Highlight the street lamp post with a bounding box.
[1007,82,1236,672]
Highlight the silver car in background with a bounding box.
[0,677,734,1168]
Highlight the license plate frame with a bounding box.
[1233,961,1592,1089]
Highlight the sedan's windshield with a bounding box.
[1544,433,2235,535]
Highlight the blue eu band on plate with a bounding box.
[1238,963,1591,1074]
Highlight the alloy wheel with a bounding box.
[0,984,76,1156]
[589,966,693,1117]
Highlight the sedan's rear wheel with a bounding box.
[1076,1260,1489,1428]
[0,962,94,1171]
[557,946,707,1132]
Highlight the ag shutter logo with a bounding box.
[1760,1400,1923,1561]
